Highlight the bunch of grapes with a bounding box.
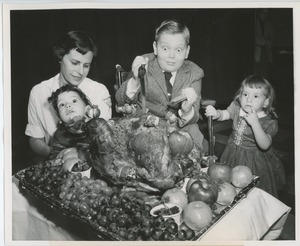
[23,161,197,241]
[93,192,194,241]
[24,161,67,197]
[58,174,114,219]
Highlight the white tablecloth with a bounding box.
[11,176,290,242]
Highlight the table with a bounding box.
[11,176,291,242]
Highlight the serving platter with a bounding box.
[15,164,259,241]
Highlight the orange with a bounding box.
[231,165,253,188]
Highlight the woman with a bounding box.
[25,31,112,158]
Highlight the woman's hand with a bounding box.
[205,105,219,119]
[181,88,197,114]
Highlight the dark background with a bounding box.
[10,8,293,174]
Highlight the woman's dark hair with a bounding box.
[48,84,92,116]
[53,31,98,61]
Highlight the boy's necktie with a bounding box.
[164,71,173,100]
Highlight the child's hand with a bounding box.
[181,88,197,114]
[132,56,149,79]
[244,106,259,126]
[205,105,219,119]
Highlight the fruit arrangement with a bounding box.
[16,159,259,241]
[16,161,204,241]
[16,107,259,241]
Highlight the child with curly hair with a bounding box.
[205,75,285,197]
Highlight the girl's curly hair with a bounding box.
[234,75,278,119]
[48,84,91,116]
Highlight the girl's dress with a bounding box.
[220,101,286,198]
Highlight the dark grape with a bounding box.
[165,222,178,235]
[176,230,187,241]
[109,222,118,233]
[152,228,163,240]
[79,202,90,214]
[154,216,165,227]
[117,215,128,228]
[70,200,79,210]
[97,215,108,227]
[141,217,152,227]
[141,227,152,239]
[185,228,195,240]
[160,231,174,241]
[118,228,127,239]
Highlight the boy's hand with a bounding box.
[180,88,197,114]
[205,105,219,119]
[132,56,149,79]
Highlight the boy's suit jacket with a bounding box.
[115,53,204,127]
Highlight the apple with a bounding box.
[207,162,232,184]
[231,165,253,188]
[183,201,213,231]
[185,177,197,193]
[86,105,101,118]
[93,107,101,118]
[124,105,133,114]
[187,177,218,206]
[165,112,178,124]
[168,114,177,124]
[217,182,237,205]
[168,130,194,156]
[161,187,188,210]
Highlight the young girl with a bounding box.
[47,84,101,160]
[205,75,285,198]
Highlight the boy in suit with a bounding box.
[115,20,207,152]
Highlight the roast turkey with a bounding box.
[80,114,203,192]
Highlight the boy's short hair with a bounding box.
[48,84,92,116]
[155,20,190,45]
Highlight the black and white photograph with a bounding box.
[2,1,299,245]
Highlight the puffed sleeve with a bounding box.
[262,118,279,138]
[25,87,45,138]
[226,101,240,119]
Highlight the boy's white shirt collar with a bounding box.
[239,108,267,118]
